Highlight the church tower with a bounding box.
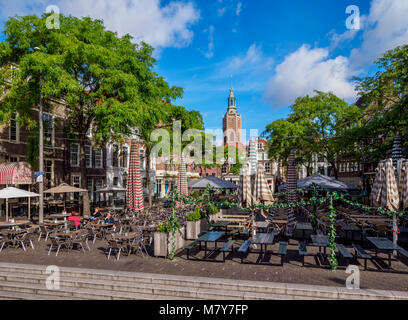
[222,85,244,150]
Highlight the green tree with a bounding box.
[353,44,408,161]
[0,14,190,202]
[263,91,363,179]
[139,103,204,207]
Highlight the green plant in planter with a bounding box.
[186,206,201,221]
[157,221,180,233]
[206,202,218,215]
[190,190,201,199]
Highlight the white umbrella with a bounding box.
[95,186,126,193]
[0,187,39,221]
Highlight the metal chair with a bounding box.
[48,236,70,256]
[106,239,128,260]
[38,225,53,242]
[70,231,90,253]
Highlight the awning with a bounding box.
[0,162,34,185]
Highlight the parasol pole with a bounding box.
[28,185,31,220]
[6,199,8,222]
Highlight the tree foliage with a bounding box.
[263,91,363,178]
[353,44,408,161]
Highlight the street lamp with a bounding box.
[34,47,44,224]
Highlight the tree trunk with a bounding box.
[79,139,90,216]
[331,162,338,180]
[146,148,152,208]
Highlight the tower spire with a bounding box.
[228,76,236,110]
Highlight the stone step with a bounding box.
[0,290,84,300]
[0,263,311,297]
[0,280,192,300]
[0,273,294,300]
[0,268,311,299]
[0,262,406,300]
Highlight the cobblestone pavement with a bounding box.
[0,237,407,291]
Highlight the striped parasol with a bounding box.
[238,162,253,207]
[286,150,298,203]
[381,159,400,211]
[126,139,144,212]
[370,161,385,207]
[177,153,188,196]
[399,160,408,210]
[392,135,403,175]
[254,163,274,204]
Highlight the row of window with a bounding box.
[339,162,362,173]
[70,144,103,168]
[221,162,272,174]
[9,113,53,145]
[69,144,145,169]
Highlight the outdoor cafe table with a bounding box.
[92,223,114,237]
[310,234,330,258]
[366,237,400,268]
[271,218,288,230]
[196,231,225,258]
[249,232,275,262]
[0,220,31,229]
[338,222,361,242]
[43,221,66,227]
[210,221,229,233]
[111,232,137,240]
[254,221,270,233]
[295,222,313,240]
[50,213,70,221]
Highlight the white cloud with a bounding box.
[264,0,408,109]
[236,2,242,16]
[350,0,408,67]
[264,45,356,108]
[217,7,227,17]
[0,0,200,50]
[202,25,215,58]
[223,44,274,75]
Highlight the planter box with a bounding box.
[153,226,185,257]
[185,220,200,240]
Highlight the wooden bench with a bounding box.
[229,229,239,239]
[185,240,199,260]
[397,246,408,260]
[219,240,234,262]
[298,242,308,266]
[336,243,353,265]
[241,228,250,238]
[277,242,288,266]
[352,243,372,270]
[238,240,250,263]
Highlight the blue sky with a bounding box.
[1,0,408,143]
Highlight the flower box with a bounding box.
[153,226,185,257]
[185,220,200,240]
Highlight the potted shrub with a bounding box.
[185,207,201,240]
[153,221,185,258]
[206,202,220,222]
